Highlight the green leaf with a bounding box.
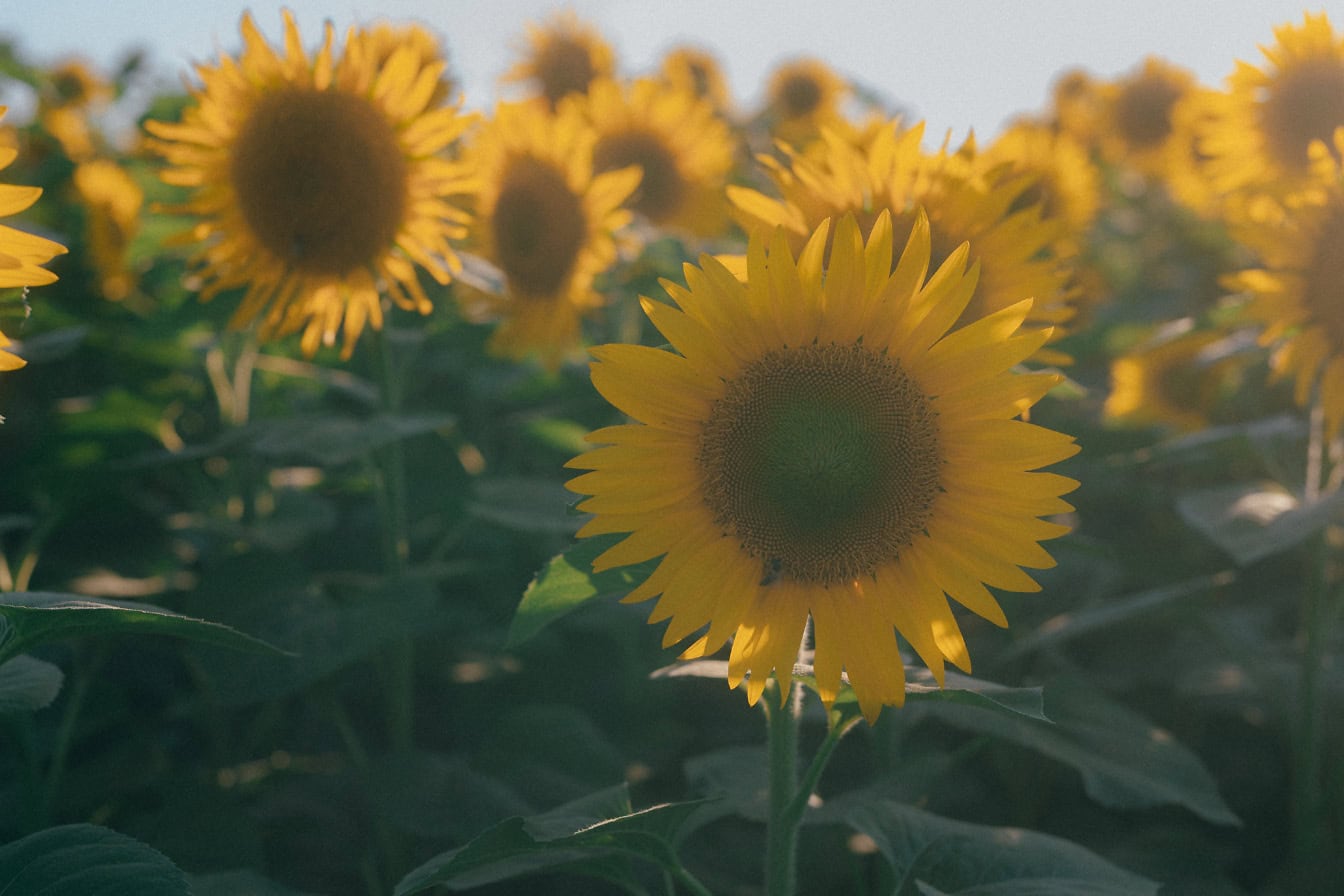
[0,593,287,667]
[0,654,64,714]
[813,796,1158,896]
[909,678,1240,826]
[187,869,318,896]
[0,823,189,895]
[1176,480,1344,565]
[508,535,658,647]
[250,412,454,466]
[394,784,707,894]
[469,477,583,533]
[366,750,532,841]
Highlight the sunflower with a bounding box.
[1225,130,1344,438]
[582,77,736,237]
[1197,12,1344,197]
[658,45,732,113]
[38,58,113,162]
[459,100,640,368]
[1096,56,1199,181]
[1104,325,1243,433]
[1048,68,1105,145]
[761,57,849,146]
[566,212,1079,722]
[1,107,68,371]
[72,158,143,301]
[728,121,1076,361]
[978,119,1101,235]
[144,11,476,358]
[503,10,616,110]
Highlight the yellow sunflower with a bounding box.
[566,212,1079,722]
[1225,130,1344,438]
[1,107,68,371]
[978,119,1101,235]
[72,158,143,301]
[144,11,476,358]
[658,45,733,113]
[1047,68,1105,146]
[761,57,849,146]
[1096,57,1200,180]
[503,10,616,110]
[1104,325,1243,433]
[582,77,736,237]
[460,100,640,368]
[728,121,1076,361]
[1198,12,1344,196]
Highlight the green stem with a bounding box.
[668,866,715,896]
[1292,528,1335,867]
[765,677,802,896]
[42,646,103,818]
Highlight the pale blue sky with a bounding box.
[1,1,1335,139]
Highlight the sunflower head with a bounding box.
[762,57,849,145]
[503,10,616,109]
[145,11,476,358]
[460,99,639,368]
[72,159,143,301]
[658,45,732,112]
[1097,56,1198,179]
[1104,325,1245,433]
[567,211,1079,721]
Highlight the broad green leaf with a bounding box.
[367,750,532,841]
[394,783,707,894]
[0,593,286,667]
[469,477,582,533]
[1176,480,1344,565]
[908,678,1239,826]
[654,660,1049,722]
[0,823,189,896]
[250,412,454,466]
[187,870,318,896]
[813,796,1157,896]
[0,654,63,714]
[508,534,658,647]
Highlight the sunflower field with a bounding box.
[2,7,1344,896]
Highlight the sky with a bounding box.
[0,1,1336,140]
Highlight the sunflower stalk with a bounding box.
[764,675,803,896]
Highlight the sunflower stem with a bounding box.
[765,676,803,896]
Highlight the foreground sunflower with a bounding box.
[145,12,475,358]
[459,100,639,367]
[1226,130,1344,438]
[566,212,1079,722]
[1,107,68,372]
[1197,12,1344,197]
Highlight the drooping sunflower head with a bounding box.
[0,107,68,372]
[503,10,616,110]
[1197,12,1344,196]
[144,11,476,358]
[658,45,733,113]
[71,158,143,301]
[567,211,1079,721]
[581,77,737,236]
[1096,56,1199,179]
[1225,129,1344,437]
[1104,324,1245,433]
[460,99,639,368]
[762,57,849,145]
[728,120,1077,359]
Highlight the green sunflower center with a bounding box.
[1303,202,1344,347]
[698,342,941,586]
[535,37,597,107]
[492,156,586,297]
[229,87,408,277]
[1113,74,1182,149]
[1260,57,1344,172]
[593,129,685,222]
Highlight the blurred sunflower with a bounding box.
[979,119,1101,235]
[38,58,112,162]
[1096,56,1199,180]
[1225,130,1344,438]
[1105,325,1243,433]
[567,213,1078,722]
[144,11,476,358]
[360,21,456,107]
[658,45,732,113]
[460,100,640,368]
[728,121,1076,362]
[503,10,615,110]
[762,57,849,145]
[1047,67,1105,145]
[583,77,736,237]
[72,158,142,301]
[1,107,68,371]
[1198,12,1344,196]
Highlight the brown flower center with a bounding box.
[1113,73,1183,149]
[1260,57,1344,173]
[593,129,685,222]
[778,72,824,119]
[1302,202,1344,347]
[229,87,408,277]
[491,156,587,297]
[534,37,597,107]
[698,342,941,586]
